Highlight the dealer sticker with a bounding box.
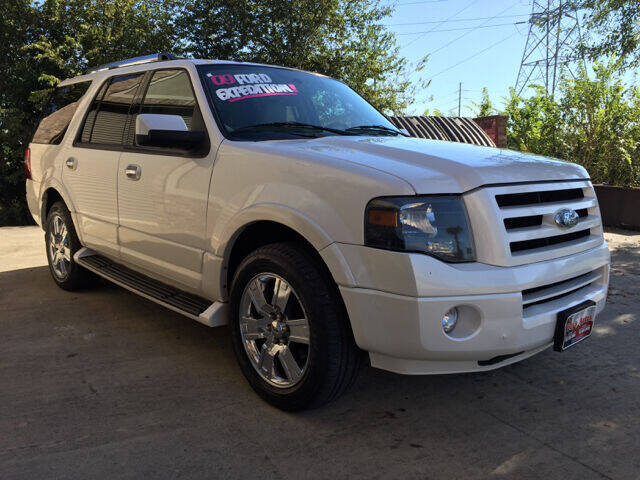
[207,72,298,102]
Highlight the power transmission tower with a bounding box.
[515,0,586,98]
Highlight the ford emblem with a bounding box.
[554,208,579,228]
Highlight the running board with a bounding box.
[74,248,229,327]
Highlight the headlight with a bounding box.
[364,196,476,262]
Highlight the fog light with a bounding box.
[442,307,458,333]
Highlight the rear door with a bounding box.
[117,68,213,292]
[63,73,145,258]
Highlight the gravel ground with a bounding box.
[1,226,639,480]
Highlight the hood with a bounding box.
[259,136,589,194]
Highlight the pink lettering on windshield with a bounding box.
[210,74,235,86]
[218,83,299,102]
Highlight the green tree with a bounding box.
[504,86,564,158]
[0,0,182,225]
[581,0,640,68]
[505,60,640,186]
[559,60,640,186]
[0,0,40,225]
[1,0,422,225]
[27,0,182,104]
[423,108,445,116]
[470,87,496,117]
[179,0,419,113]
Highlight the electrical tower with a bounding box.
[515,0,586,98]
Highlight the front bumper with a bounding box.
[328,241,610,375]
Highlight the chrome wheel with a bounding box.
[48,214,71,279]
[239,273,310,388]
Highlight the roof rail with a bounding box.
[87,52,178,74]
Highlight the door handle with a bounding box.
[65,157,77,170]
[125,164,141,181]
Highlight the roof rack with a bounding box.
[87,52,178,74]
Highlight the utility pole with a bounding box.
[457,82,462,117]
[515,0,585,98]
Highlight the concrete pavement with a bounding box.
[1,226,639,479]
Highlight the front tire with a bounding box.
[230,243,361,411]
[45,201,94,291]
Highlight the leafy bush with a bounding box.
[505,61,640,187]
[1,0,416,226]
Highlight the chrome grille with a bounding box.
[494,181,603,261]
[463,180,605,267]
[495,187,584,207]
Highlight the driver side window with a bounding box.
[124,69,203,148]
[140,69,197,128]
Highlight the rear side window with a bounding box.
[79,73,145,146]
[32,82,91,144]
[140,69,197,128]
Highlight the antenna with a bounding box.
[515,1,586,98]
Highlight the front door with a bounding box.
[117,68,213,292]
[63,72,146,258]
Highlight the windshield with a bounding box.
[198,64,401,140]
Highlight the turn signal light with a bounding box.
[367,209,397,227]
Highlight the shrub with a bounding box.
[505,60,640,187]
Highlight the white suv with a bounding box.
[25,54,610,410]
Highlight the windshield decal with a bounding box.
[207,72,298,102]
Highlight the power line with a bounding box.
[424,1,522,57]
[396,22,522,35]
[395,0,450,5]
[428,31,521,79]
[440,95,472,106]
[402,0,481,48]
[387,14,528,26]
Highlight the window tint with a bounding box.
[140,69,196,129]
[80,73,144,145]
[32,82,91,144]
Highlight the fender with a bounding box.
[39,179,83,243]
[201,202,356,301]
[215,202,334,257]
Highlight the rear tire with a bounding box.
[45,201,95,291]
[230,242,362,411]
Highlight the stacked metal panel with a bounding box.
[389,116,496,147]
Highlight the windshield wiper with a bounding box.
[344,125,405,136]
[231,122,352,136]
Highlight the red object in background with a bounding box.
[473,115,507,148]
[24,147,32,180]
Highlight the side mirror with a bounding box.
[135,113,205,150]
